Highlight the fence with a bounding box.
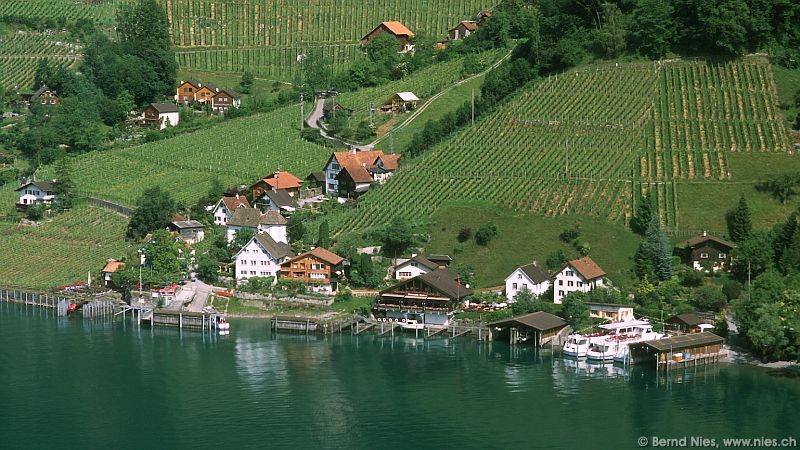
[0,288,73,316]
[85,196,134,217]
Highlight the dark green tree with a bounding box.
[287,211,308,244]
[365,33,403,82]
[53,157,75,209]
[475,222,498,246]
[381,216,413,257]
[773,212,797,269]
[317,220,330,248]
[635,215,672,281]
[629,0,674,59]
[239,70,255,94]
[780,230,800,275]
[301,48,332,92]
[127,186,177,239]
[560,292,592,331]
[630,194,655,235]
[725,194,752,242]
[731,230,775,281]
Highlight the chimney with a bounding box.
[411,253,417,258]
[351,148,357,154]
[703,231,707,237]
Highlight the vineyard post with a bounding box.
[471,89,475,127]
[300,93,304,129]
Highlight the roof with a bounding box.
[337,164,374,184]
[171,220,204,229]
[330,150,386,183]
[229,208,287,228]
[382,268,472,300]
[32,84,54,98]
[395,92,419,102]
[488,311,568,332]
[375,153,401,170]
[513,261,551,284]
[254,233,295,260]
[217,195,250,212]
[178,80,200,88]
[565,257,606,280]
[450,21,477,31]
[286,247,345,266]
[102,259,125,273]
[398,255,439,271]
[214,88,240,99]
[195,82,220,92]
[262,171,303,190]
[640,332,724,352]
[16,179,56,192]
[149,103,179,113]
[426,254,452,264]
[679,233,736,250]
[586,302,634,309]
[265,188,298,208]
[307,171,326,184]
[378,21,414,37]
[667,313,704,327]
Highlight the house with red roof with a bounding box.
[101,259,125,287]
[553,256,607,304]
[323,150,400,197]
[361,21,415,53]
[448,21,477,41]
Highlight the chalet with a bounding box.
[251,171,304,200]
[255,188,298,214]
[375,268,472,326]
[306,172,327,192]
[553,256,606,304]
[336,164,374,199]
[393,255,440,280]
[677,232,735,272]
[226,208,288,244]
[168,220,205,245]
[488,312,569,346]
[505,261,551,302]
[448,21,477,41]
[384,92,419,113]
[175,80,200,104]
[194,82,221,105]
[361,21,415,53]
[21,85,59,107]
[369,154,401,183]
[667,313,713,333]
[324,149,398,197]
[211,195,251,226]
[212,89,241,114]
[15,179,57,208]
[101,259,125,287]
[279,247,345,294]
[586,302,634,323]
[234,233,295,282]
[143,103,180,129]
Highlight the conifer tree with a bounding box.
[726,194,752,242]
[317,220,330,249]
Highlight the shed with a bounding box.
[488,311,569,346]
[384,92,420,113]
[628,332,724,368]
[667,313,705,333]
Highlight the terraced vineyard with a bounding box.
[0,31,81,88]
[0,0,122,25]
[0,205,128,290]
[38,104,331,206]
[329,56,792,232]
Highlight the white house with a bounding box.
[504,261,551,302]
[234,233,295,282]
[586,302,634,323]
[254,188,297,214]
[393,255,440,280]
[323,149,385,196]
[226,208,288,244]
[553,256,607,304]
[369,154,401,184]
[15,180,57,207]
[144,103,180,130]
[101,259,125,287]
[169,220,205,245]
[212,195,250,226]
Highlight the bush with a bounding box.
[722,280,743,301]
[679,269,704,287]
[559,225,581,243]
[334,289,354,303]
[475,222,498,246]
[546,250,567,271]
[690,285,727,312]
[457,227,472,243]
[25,203,45,221]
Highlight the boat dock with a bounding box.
[628,332,725,371]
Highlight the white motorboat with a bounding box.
[585,319,657,361]
[611,321,668,364]
[586,340,620,361]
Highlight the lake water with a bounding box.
[1,302,798,449]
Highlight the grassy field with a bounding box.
[0,205,128,290]
[424,203,641,289]
[771,65,800,126]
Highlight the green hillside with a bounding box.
[329,56,799,234]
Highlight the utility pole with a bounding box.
[369,100,375,127]
[390,131,394,154]
[300,93,304,129]
[471,88,475,127]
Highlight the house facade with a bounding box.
[678,232,735,272]
[505,261,551,302]
[212,89,241,114]
[324,150,396,197]
[194,82,220,105]
[169,220,205,245]
[234,233,295,282]
[586,302,634,323]
[448,21,477,40]
[393,255,440,280]
[29,85,59,107]
[361,21,415,53]
[226,208,288,244]
[254,188,297,214]
[143,103,180,129]
[279,247,345,294]
[251,171,303,200]
[553,256,606,304]
[101,259,125,287]
[212,195,251,226]
[385,92,419,113]
[374,269,472,326]
[175,80,200,104]
[16,180,57,208]
[370,154,400,183]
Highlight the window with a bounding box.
[328,183,336,190]
[559,280,563,286]
[250,271,256,275]
[512,283,517,289]
[566,270,574,277]
[567,281,574,287]
[399,271,411,277]
[261,261,268,266]
[577,281,583,287]
[331,162,340,170]
[719,253,727,259]
[700,253,709,259]
[517,273,522,279]
[523,283,528,289]
[293,263,299,269]
[260,271,267,276]
[559,290,565,296]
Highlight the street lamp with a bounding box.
[137,248,145,304]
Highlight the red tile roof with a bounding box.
[221,195,250,211]
[376,153,401,170]
[381,21,414,37]
[567,257,606,280]
[102,259,125,273]
[339,164,374,183]
[263,171,303,190]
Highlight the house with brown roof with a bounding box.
[101,259,125,287]
[279,247,346,294]
[448,21,477,41]
[336,164,374,199]
[194,82,221,105]
[175,80,200,104]
[255,188,298,214]
[361,21,415,53]
[476,10,492,27]
[234,233,295,282]
[251,171,304,200]
[553,256,607,303]
[393,254,443,280]
[226,208,288,244]
[375,268,472,326]
[26,84,59,107]
[16,179,58,209]
[677,232,736,272]
[505,261,551,302]
[488,311,569,346]
[143,103,180,129]
[324,149,399,197]
[212,195,251,226]
[212,88,241,114]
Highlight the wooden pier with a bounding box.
[271,316,319,333]
[140,309,223,332]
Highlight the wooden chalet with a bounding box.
[677,232,736,272]
[279,247,345,294]
[212,88,241,114]
[22,84,59,107]
[375,268,472,327]
[448,21,477,41]
[488,312,569,346]
[194,82,221,105]
[361,21,415,52]
[384,92,419,113]
[175,80,200,104]
[336,164,374,199]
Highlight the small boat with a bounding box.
[563,334,590,357]
[217,317,231,334]
[586,340,619,361]
[67,303,78,314]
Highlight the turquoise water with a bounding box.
[1,302,798,449]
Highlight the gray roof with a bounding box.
[16,180,57,192]
[32,85,54,99]
[679,233,736,249]
[171,220,204,229]
[255,233,295,260]
[667,313,704,327]
[426,254,452,264]
[640,332,724,352]
[307,171,326,184]
[488,311,568,332]
[229,208,287,228]
[406,255,439,271]
[518,261,550,284]
[149,103,179,113]
[265,188,297,208]
[381,268,472,300]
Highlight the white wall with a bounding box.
[504,269,551,302]
[553,266,604,304]
[213,203,230,226]
[260,224,288,244]
[325,157,341,196]
[234,239,283,281]
[159,112,180,130]
[394,260,431,280]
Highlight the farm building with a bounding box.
[212,88,241,114]
[233,233,295,282]
[211,195,251,226]
[143,103,180,129]
[374,268,471,326]
[586,302,634,323]
[15,179,58,208]
[169,220,205,245]
[279,247,345,294]
[488,312,570,346]
[553,257,606,304]
[361,21,415,53]
[448,21,477,40]
[226,208,288,244]
[384,92,420,113]
[677,232,735,272]
[505,261,551,302]
[628,332,724,369]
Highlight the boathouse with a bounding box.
[667,313,709,333]
[628,332,724,369]
[488,311,569,346]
